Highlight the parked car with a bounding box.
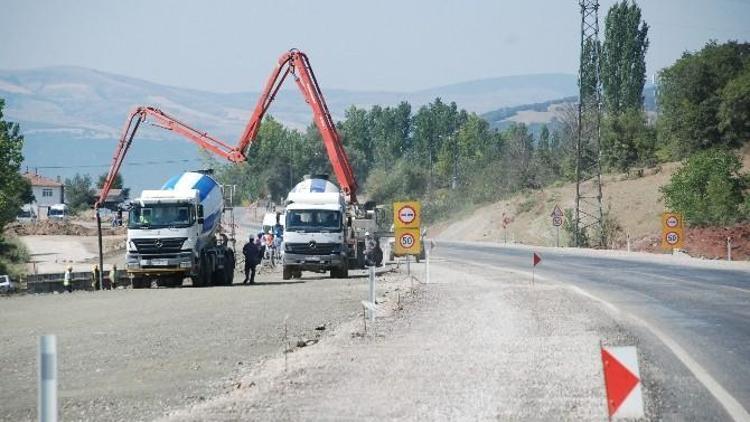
[47,204,69,220]
[16,206,37,223]
[0,275,18,293]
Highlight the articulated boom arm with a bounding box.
[236,50,358,202]
[96,49,358,209]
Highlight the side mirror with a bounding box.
[197,205,204,224]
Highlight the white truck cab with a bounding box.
[282,179,350,279]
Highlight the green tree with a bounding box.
[660,149,749,226]
[657,41,750,159]
[600,1,651,170]
[96,172,130,200]
[601,0,649,114]
[602,109,656,170]
[64,173,96,213]
[717,64,750,146]
[0,99,32,230]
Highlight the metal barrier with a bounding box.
[26,272,132,294]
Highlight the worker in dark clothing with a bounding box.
[242,236,260,284]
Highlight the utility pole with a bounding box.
[574,0,605,247]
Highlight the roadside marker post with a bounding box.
[532,252,541,285]
[727,237,732,261]
[601,345,644,419]
[367,266,375,321]
[551,205,564,247]
[38,335,57,422]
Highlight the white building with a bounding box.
[23,172,65,218]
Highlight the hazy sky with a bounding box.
[2,0,749,92]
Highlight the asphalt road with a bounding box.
[437,241,750,420]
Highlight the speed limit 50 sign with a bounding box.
[661,212,684,250]
[394,228,422,255]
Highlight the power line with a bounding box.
[26,158,205,170]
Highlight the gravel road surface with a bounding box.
[0,266,390,421]
[161,259,683,421]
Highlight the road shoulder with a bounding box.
[163,261,630,420]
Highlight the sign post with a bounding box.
[551,205,564,247]
[393,201,422,260]
[660,212,685,252]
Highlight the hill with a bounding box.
[0,67,577,193]
[433,147,750,260]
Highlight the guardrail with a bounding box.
[26,272,132,293]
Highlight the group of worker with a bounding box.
[242,221,284,284]
[61,264,121,292]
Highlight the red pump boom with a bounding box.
[97,49,358,208]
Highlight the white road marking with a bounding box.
[444,256,750,422]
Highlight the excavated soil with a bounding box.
[5,221,124,237]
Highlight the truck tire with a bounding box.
[193,254,211,287]
[330,262,348,279]
[282,265,292,280]
[212,267,227,286]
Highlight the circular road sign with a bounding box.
[666,215,679,228]
[399,233,416,249]
[398,205,417,225]
[665,231,680,245]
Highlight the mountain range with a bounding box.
[0,66,578,193]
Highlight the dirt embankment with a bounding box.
[434,149,750,261]
[4,220,125,237]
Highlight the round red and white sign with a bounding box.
[399,233,416,249]
[665,231,680,245]
[397,206,417,225]
[666,216,679,228]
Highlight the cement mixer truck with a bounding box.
[124,171,235,288]
[282,176,379,280]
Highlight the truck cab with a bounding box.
[281,177,352,279]
[124,171,234,288]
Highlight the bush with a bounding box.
[660,149,748,226]
[0,236,29,280]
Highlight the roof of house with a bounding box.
[23,172,63,187]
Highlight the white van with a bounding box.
[47,204,69,220]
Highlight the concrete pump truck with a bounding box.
[95,49,375,287]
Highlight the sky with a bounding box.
[1,0,749,93]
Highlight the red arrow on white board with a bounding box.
[601,346,644,419]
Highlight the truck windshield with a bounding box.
[286,210,341,232]
[48,209,65,217]
[128,204,194,229]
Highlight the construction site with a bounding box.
[2,1,750,421]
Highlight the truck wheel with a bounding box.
[340,262,349,279]
[194,254,211,287]
[282,265,292,280]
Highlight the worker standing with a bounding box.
[109,264,119,289]
[91,264,101,290]
[242,236,259,284]
[63,266,73,293]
